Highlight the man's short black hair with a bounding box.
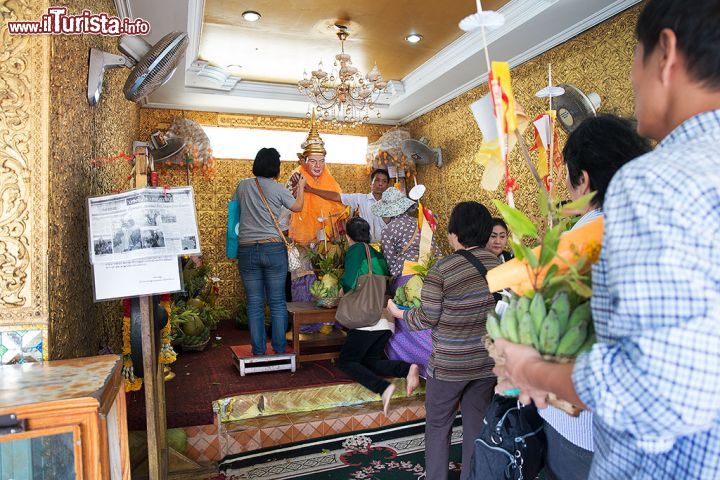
[491,218,507,231]
[563,115,651,207]
[252,147,281,178]
[636,0,720,89]
[448,201,493,248]
[345,217,371,244]
[371,168,390,183]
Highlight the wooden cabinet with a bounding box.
[0,355,130,479]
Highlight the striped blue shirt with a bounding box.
[572,110,720,479]
[538,208,603,452]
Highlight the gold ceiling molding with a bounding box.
[215,113,389,140]
[0,0,50,325]
[139,109,389,145]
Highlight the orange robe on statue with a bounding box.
[288,166,345,245]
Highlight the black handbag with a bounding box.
[470,394,546,480]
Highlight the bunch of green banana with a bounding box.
[486,291,596,357]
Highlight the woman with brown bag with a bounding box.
[338,217,420,415]
[372,187,441,377]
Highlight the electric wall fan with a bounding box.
[87,31,189,106]
[401,138,443,168]
[554,84,601,133]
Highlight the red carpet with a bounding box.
[126,321,353,430]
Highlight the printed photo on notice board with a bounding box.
[87,186,201,264]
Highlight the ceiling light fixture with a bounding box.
[297,24,387,126]
[241,10,261,22]
[405,33,423,44]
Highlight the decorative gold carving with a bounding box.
[139,108,389,312]
[0,0,50,326]
[408,5,642,250]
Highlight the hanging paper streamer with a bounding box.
[401,202,438,276]
[534,67,565,199]
[470,65,528,197]
[531,112,563,191]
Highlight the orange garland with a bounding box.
[121,294,176,392]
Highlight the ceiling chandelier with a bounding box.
[298,24,388,126]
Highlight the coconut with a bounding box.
[187,297,206,310]
[182,316,205,337]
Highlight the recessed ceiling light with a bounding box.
[405,33,423,44]
[242,10,261,22]
[226,64,242,70]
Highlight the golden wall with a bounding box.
[1,0,136,361]
[46,0,139,359]
[0,0,51,363]
[138,109,390,314]
[408,4,643,249]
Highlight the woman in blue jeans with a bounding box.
[234,148,306,355]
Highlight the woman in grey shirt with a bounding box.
[234,148,306,355]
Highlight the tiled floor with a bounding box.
[184,395,427,463]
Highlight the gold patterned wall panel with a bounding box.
[138,108,390,313]
[408,4,643,250]
[0,0,50,332]
[47,1,139,359]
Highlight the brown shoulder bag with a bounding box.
[336,244,387,329]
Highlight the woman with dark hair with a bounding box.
[387,201,499,480]
[233,147,306,355]
[338,217,420,415]
[537,114,651,480]
[486,217,513,262]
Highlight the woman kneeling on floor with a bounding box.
[338,217,420,415]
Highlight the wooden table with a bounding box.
[287,302,346,365]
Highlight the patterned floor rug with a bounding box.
[219,419,462,479]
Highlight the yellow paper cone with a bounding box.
[486,217,604,294]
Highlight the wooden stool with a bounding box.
[230,344,296,376]
[286,302,346,365]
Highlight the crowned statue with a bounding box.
[286,111,346,245]
[286,113,348,333]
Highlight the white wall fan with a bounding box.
[401,137,444,168]
[87,31,189,106]
[554,84,601,133]
[145,131,186,163]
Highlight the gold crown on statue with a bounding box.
[298,110,326,160]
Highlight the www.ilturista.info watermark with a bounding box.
[6,7,151,36]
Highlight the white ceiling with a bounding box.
[124,0,641,125]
